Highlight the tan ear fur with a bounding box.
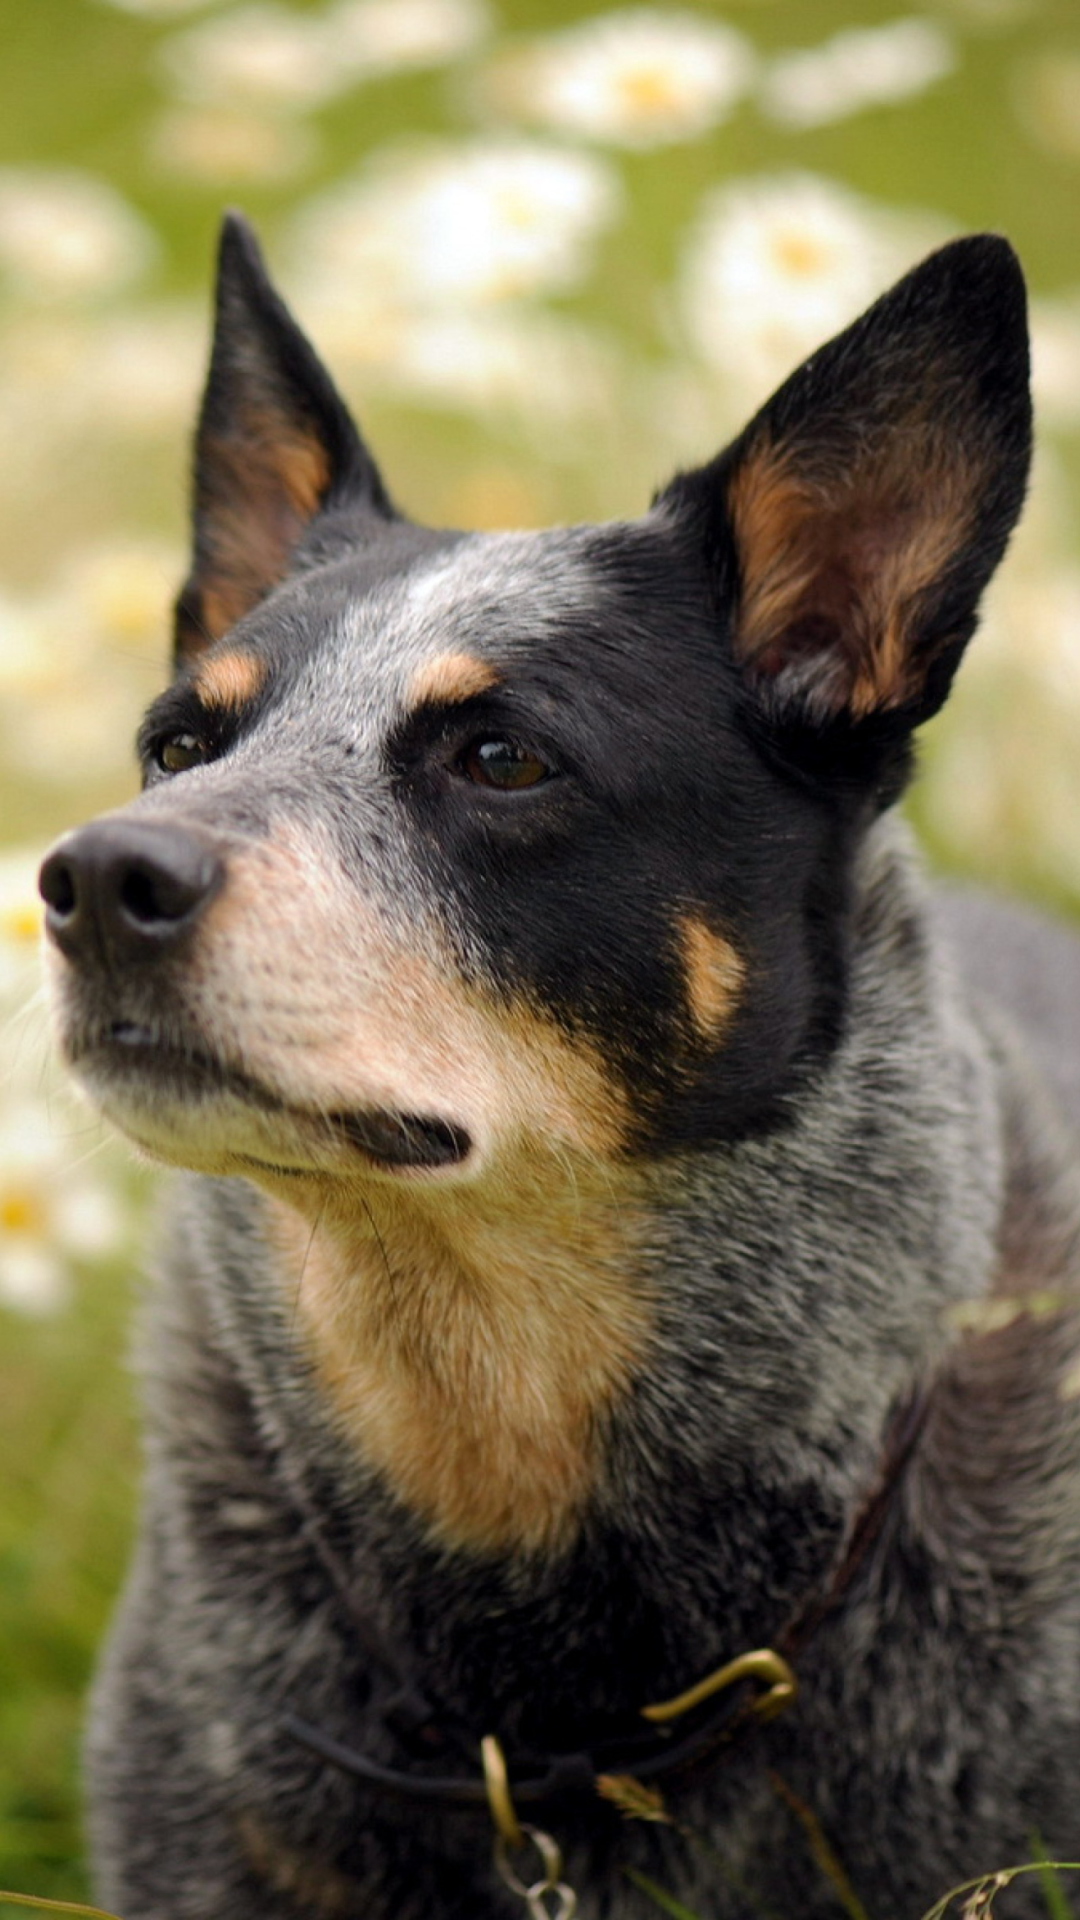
[175,215,392,665]
[193,417,333,644]
[728,423,977,720]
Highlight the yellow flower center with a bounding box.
[0,1189,45,1237]
[619,65,683,118]
[773,232,833,278]
[1,902,42,945]
[497,189,540,230]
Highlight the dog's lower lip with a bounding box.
[330,1109,471,1170]
[74,1023,471,1173]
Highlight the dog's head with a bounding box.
[40,217,1031,1201]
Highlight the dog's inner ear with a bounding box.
[728,421,975,720]
[175,214,393,665]
[664,235,1031,731]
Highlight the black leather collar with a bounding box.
[280,1389,928,1820]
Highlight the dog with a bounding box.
[39,214,1080,1919]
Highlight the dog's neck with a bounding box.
[265,1148,655,1557]
[256,826,1006,1576]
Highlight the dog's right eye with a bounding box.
[156,732,207,775]
[456,739,552,790]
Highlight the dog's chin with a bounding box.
[61,1024,475,1184]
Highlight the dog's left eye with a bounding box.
[156,732,208,775]
[456,739,551,791]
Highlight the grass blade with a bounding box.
[1033,1854,1075,1920]
[920,1863,1080,1920]
[624,1867,703,1919]
[768,1771,871,1920]
[0,1895,124,1918]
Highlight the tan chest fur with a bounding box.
[266,1167,654,1557]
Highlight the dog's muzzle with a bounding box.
[39,822,474,1177]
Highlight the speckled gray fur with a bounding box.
[84,823,1080,1920]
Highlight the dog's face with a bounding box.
[39,219,1032,1207]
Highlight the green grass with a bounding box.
[0,1252,139,1903]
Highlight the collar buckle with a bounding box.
[641,1647,798,1728]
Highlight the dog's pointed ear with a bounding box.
[174,212,395,665]
[659,235,1031,742]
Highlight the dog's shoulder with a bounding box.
[931,885,1080,1133]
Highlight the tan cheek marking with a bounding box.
[265,1157,651,1558]
[195,648,267,710]
[406,651,500,710]
[680,915,744,1043]
[199,833,630,1167]
[478,994,629,1160]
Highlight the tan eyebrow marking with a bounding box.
[195,649,267,710]
[407,651,499,710]
[679,914,745,1043]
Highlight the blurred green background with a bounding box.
[4,0,1080,1902]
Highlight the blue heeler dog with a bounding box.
[39,216,1080,1918]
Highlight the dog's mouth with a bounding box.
[329,1107,470,1169]
[72,1020,472,1175]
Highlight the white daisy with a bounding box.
[912,454,1080,891]
[0,169,156,301]
[0,1102,127,1318]
[150,106,319,184]
[761,19,955,130]
[486,7,756,150]
[94,0,215,14]
[0,541,175,787]
[679,172,945,408]
[289,140,621,314]
[0,846,46,1008]
[76,306,205,430]
[374,308,619,426]
[330,0,491,78]
[162,0,490,108]
[159,3,343,110]
[1031,296,1080,430]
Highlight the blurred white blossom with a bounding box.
[161,0,489,109]
[289,140,621,315]
[0,846,46,1007]
[0,852,140,1320]
[0,170,156,302]
[761,19,955,129]
[679,172,945,407]
[0,305,202,505]
[331,0,491,77]
[914,453,1080,891]
[151,106,319,184]
[1031,296,1080,430]
[0,542,176,786]
[0,1100,126,1317]
[96,0,216,13]
[483,7,756,149]
[367,308,620,425]
[80,306,205,432]
[160,3,343,108]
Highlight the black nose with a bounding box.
[39,820,224,966]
